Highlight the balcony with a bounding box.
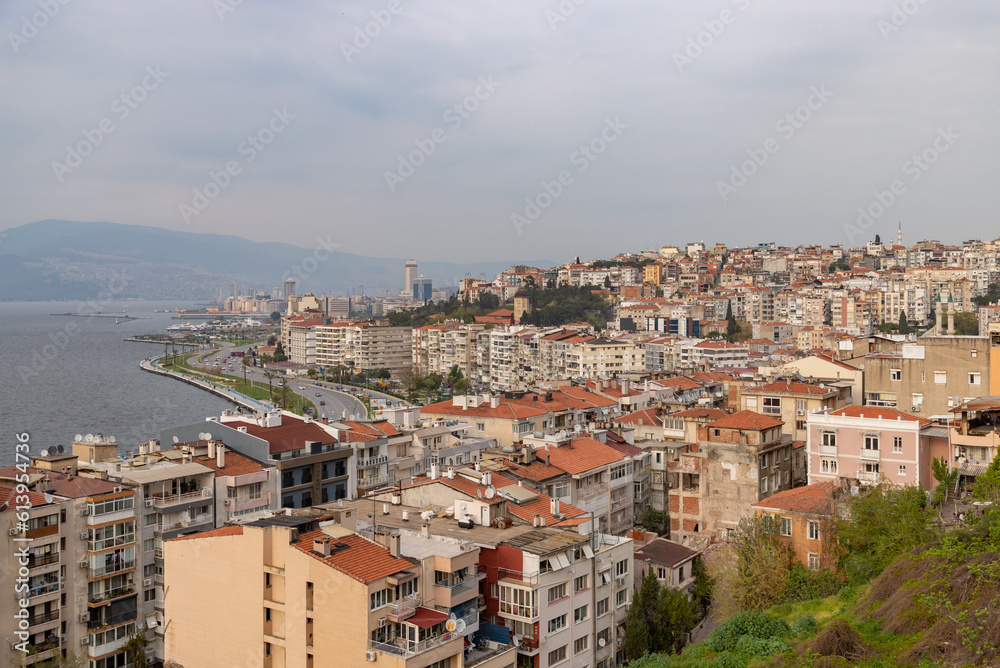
[88,535,135,553]
[610,495,631,511]
[860,448,881,461]
[818,445,838,456]
[368,631,461,658]
[357,474,389,489]
[88,586,136,606]
[89,559,136,580]
[27,553,59,570]
[88,611,136,631]
[857,471,879,484]
[384,594,419,622]
[154,514,212,535]
[357,455,388,468]
[27,610,60,627]
[497,567,540,587]
[578,482,609,499]
[150,488,212,509]
[27,582,60,600]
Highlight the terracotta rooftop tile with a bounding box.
[708,410,784,431]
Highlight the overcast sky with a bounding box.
[2,0,998,263]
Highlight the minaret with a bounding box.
[935,293,943,333]
[947,292,955,335]
[897,221,902,247]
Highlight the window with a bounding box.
[548,646,567,664]
[551,482,570,498]
[893,437,903,453]
[760,477,769,493]
[616,588,628,607]
[821,432,836,448]
[490,583,498,597]
[227,486,237,498]
[934,371,947,384]
[863,434,879,451]
[615,559,628,577]
[499,586,537,618]
[759,452,769,468]
[548,614,567,634]
[597,598,609,616]
[574,636,589,654]
[796,420,806,431]
[655,452,662,464]
[370,588,390,611]
[574,604,588,623]
[970,372,982,386]
[476,422,485,432]
[807,520,820,540]
[820,459,838,474]
[780,517,792,536]
[898,465,907,476]
[808,553,820,571]
[143,539,154,552]
[548,583,567,603]
[972,349,979,358]
[762,397,781,414]
[509,619,534,639]
[398,578,418,599]
[248,482,263,499]
[796,399,807,411]
[610,464,627,481]
[574,575,588,592]
[862,462,880,474]
[890,369,901,381]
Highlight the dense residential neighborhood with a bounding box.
[6,237,1000,668]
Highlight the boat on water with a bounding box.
[167,322,206,332]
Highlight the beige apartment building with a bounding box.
[164,514,466,668]
[316,321,413,374]
[739,380,847,441]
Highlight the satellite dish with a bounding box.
[445,619,457,632]
[85,434,94,442]
[198,432,207,441]
[598,638,607,648]
[455,619,466,633]
[204,433,212,441]
[109,436,116,443]
[40,449,49,457]
[484,487,496,500]
[172,436,179,444]
[337,499,344,508]
[44,494,53,504]
[57,445,64,453]
[75,434,83,442]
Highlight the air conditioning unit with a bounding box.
[80,560,88,568]
[145,499,154,508]
[80,532,89,540]
[666,481,673,488]
[365,650,378,662]
[224,498,234,506]
[796,409,806,416]
[911,405,921,412]
[667,448,674,455]
[8,528,19,536]
[378,618,387,628]
[60,634,66,643]
[80,637,89,646]
[81,507,91,516]
[79,612,90,623]
[143,578,153,587]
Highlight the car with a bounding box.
[319,401,326,406]
[298,386,305,390]
[315,393,322,397]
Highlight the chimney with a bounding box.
[208,440,216,459]
[491,395,500,409]
[431,464,440,480]
[447,467,455,480]
[483,471,491,487]
[533,513,542,527]
[388,533,401,557]
[314,536,331,557]
[216,445,225,469]
[421,523,430,538]
[545,454,551,467]
[550,497,560,517]
[321,417,329,425]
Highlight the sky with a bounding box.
[1,0,998,263]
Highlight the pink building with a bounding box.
[806,406,950,488]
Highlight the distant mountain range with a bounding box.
[0,220,557,301]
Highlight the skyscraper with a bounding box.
[284,278,296,300]
[404,259,418,297]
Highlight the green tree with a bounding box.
[124,631,149,668]
[306,368,316,377]
[690,557,714,615]
[931,456,958,504]
[954,311,979,336]
[726,300,738,339]
[637,508,669,535]
[974,452,1000,503]
[898,310,910,334]
[446,365,464,393]
[732,514,791,610]
[877,322,899,334]
[838,483,939,583]
[270,310,281,322]
[273,340,288,361]
[604,275,612,289]
[656,587,697,653]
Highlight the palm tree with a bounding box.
[264,370,276,401]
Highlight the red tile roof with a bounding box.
[613,408,661,427]
[536,438,629,474]
[421,399,550,419]
[293,530,414,584]
[654,377,702,391]
[752,482,836,516]
[668,408,728,420]
[225,415,338,454]
[708,410,784,431]
[0,467,128,498]
[192,449,265,477]
[0,483,57,509]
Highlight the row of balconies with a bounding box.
[148,488,212,509]
[88,559,136,580]
[357,454,389,468]
[368,631,460,658]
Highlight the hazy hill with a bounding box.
[0,220,556,300]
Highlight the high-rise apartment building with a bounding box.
[404,259,418,298]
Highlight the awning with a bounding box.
[145,615,158,629]
[958,464,988,477]
[405,607,450,629]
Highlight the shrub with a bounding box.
[713,651,745,668]
[793,614,818,637]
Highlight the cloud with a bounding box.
[1,0,998,262]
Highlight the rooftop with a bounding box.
[752,481,836,516]
[634,538,700,567]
